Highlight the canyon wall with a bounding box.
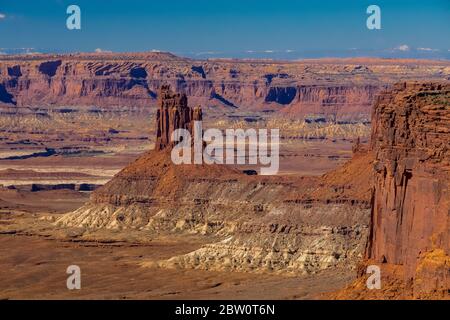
[368,82,449,297]
[1,53,448,120]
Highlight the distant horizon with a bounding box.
[1,49,450,63]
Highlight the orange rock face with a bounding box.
[155,85,202,151]
[368,82,449,297]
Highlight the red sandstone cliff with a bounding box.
[368,82,449,297]
[1,53,448,120]
[332,82,449,299]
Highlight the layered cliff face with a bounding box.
[368,82,449,297]
[56,148,372,275]
[1,53,448,120]
[281,84,380,120]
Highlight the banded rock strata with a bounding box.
[1,53,449,120]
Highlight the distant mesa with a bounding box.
[0,53,448,121]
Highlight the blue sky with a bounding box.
[0,0,449,59]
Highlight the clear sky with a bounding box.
[0,0,449,59]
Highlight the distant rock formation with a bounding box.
[368,82,449,297]
[56,87,372,276]
[155,85,202,151]
[1,53,448,120]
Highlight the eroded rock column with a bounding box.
[155,85,203,151]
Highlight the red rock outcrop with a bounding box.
[367,82,449,297]
[331,82,449,299]
[155,85,202,151]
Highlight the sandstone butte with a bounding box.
[1,52,449,121]
[56,81,449,299]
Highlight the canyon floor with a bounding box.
[0,233,353,300]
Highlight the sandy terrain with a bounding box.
[0,127,361,299]
[0,188,355,300]
[0,233,354,300]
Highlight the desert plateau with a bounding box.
[0,51,448,300]
[0,1,449,306]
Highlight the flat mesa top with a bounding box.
[1,52,450,66]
